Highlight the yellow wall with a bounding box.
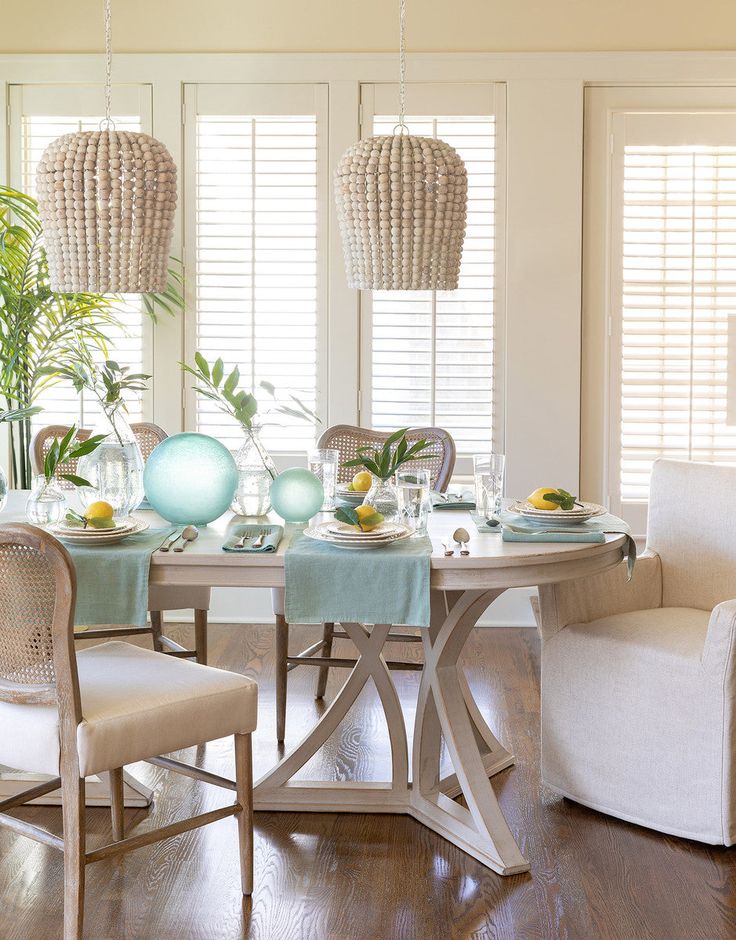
[2,1,735,54]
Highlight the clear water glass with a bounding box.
[308,448,338,511]
[474,453,505,517]
[396,468,431,537]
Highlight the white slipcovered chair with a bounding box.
[538,458,736,845]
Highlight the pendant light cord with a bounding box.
[398,0,407,131]
[101,0,114,129]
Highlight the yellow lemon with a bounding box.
[527,487,561,511]
[84,500,114,522]
[351,471,373,493]
[354,504,384,532]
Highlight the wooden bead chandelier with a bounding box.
[35,0,176,294]
[334,0,467,291]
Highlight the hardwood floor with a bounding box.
[1,623,735,940]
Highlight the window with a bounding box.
[359,84,504,471]
[184,84,327,455]
[8,85,153,430]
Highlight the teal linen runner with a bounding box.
[68,526,174,626]
[285,532,432,627]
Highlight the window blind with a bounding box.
[21,114,145,430]
[193,113,320,453]
[618,143,736,500]
[369,114,497,454]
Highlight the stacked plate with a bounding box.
[507,500,606,526]
[304,519,412,550]
[49,517,149,546]
[335,484,368,507]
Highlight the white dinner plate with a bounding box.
[507,500,606,525]
[304,521,412,549]
[53,517,136,536]
[50,518,149,545]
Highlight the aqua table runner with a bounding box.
[285,532,432,627]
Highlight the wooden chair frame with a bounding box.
[0,524,252,940]
[274,425,456,742]
[30,423,209,663]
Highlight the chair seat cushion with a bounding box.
[0,642,257,778]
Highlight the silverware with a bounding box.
[460,542,470,556]
[233,528,270,550]
[159,529,184,552]
[173,525,199,552]
[251,529,268,549]
[233,531,253,550]
[443,539,455,556]
[453,527,471,557]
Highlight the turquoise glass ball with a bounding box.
[270,468,324,523]
[144,432,238,526]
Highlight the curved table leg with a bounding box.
[411,589,529,875]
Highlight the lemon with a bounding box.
[354,505,384,532]
[84,500,114,522]
[527,487,561,511]
[351,471,373,493]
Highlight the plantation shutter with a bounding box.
[359,83,505,473]
[184,84,327,457]
[8,84,153,430]
[609,111,736,520]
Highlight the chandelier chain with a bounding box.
[398,0,407,128]
[102,0,114,129]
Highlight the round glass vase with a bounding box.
[26,475,66,526]
[78,405,144,516]
[231,425,277,517]
[0,462,8,513]
[362,476,400,522]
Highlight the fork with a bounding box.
[234,528,269,550]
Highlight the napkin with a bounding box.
[223,524,283,553]
[431,490,476,510]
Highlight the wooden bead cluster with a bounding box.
[35,130,177,294]
[334,133,467,291]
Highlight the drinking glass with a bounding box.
[396,468,431,536]
[474,453,505,517]
[308,448,339,511]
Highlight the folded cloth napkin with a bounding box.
[285,531,432,627]
[223,524,283,553]
[431,490,476,511]
[494,510,637,579]
[67,525,175,626]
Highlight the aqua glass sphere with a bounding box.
[270,468,324,523]
[144,432,238,526]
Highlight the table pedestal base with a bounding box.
[254,589,528,876]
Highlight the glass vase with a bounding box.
[362,476,400,522]
[26,475,66,526]
[231,425,277,516]
[78,405,144,516]
[0,463,7,513]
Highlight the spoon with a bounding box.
[453,527,471,556]
[173,525,199,552]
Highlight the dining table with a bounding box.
[0,490,626,876]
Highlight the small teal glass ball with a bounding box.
[144,432,238,526]
[270,468,324,523]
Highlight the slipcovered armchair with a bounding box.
[537,458,736,845]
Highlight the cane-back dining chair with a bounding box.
[272,424,456,742]
[30,423,211,663]
[0,523,257,940]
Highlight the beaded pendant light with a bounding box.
[35,0,177,293]
[334,0,467,291]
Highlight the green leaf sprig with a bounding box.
[42,425,107,489]
[342,428,433,482]
[334,506,384,530]
[63,509,116,530]
[543,488,578,511]
[182,353,320,431]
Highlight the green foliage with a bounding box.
[334,506,384,529]
[64,509,117,530]
[543,488,578,511]
[182,353,319,432]
[41,424,107,488]
[342,428,432,482]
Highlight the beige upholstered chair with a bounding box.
[0,524,257,940]
[30,423,212,663]
[273,425,456,742]
[537,458,736,845]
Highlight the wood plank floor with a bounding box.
[1,623,735,940]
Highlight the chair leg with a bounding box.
[109,767,124,841]
[315,622,335,700]
[194,609,208,665]
[275,614,288,743]
[62,774,86,940]
[150,610,164,652]
[234,733,254,895]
